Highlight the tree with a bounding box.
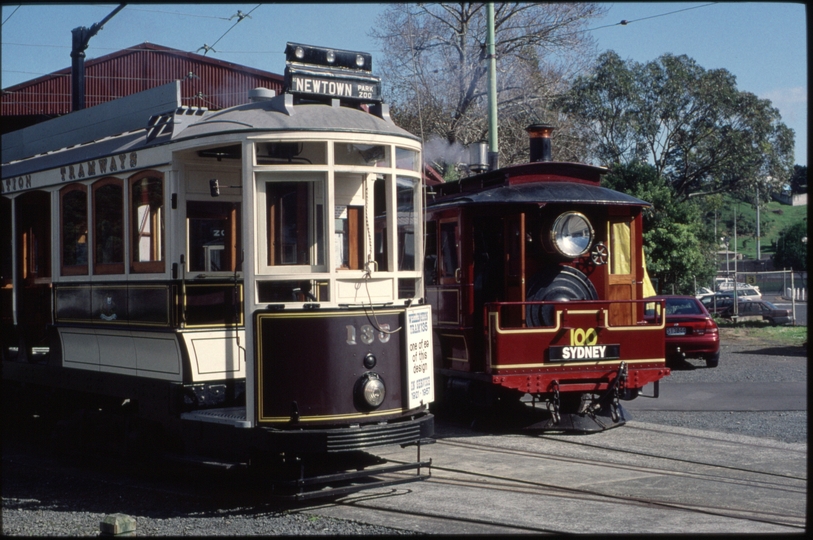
[371,2,606,174]
[558,51,795,201]
[773,221,808,271]
[603,161,717,294]
[789,165,807,194]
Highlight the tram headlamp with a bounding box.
[551,212,593,258]
[294,46,305,60]
[326,50,336,64]
[355,372,386,409]
[355,54,365,67]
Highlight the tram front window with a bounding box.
[266,180,324,266]
[396,176,417,271]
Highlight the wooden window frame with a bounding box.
[129,171,165,274]
[59,183,89,276]
[92,177,125,275]
[267,182,311,266]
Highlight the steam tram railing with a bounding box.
[484,299,667,395]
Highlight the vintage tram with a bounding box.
[1,43,434,497]
[425,125,669,430]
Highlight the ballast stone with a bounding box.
[100,513,137,536]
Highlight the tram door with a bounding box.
[503,213,525,327]
[15,191,52,358]
[608,215,637,325]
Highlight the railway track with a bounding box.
[312,422,806,534]
[3,411,806,535]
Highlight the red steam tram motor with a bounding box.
[425,125,670,431]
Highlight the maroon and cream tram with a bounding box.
[1,43,434,496]
[425,125,669,430]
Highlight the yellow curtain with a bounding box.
[610,221,631,275]
[642,250,656,298]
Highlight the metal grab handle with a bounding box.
[455,268,462,283]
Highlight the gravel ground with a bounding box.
[1,447,419,536]
[2,330,806,536]
[630,329,807,444]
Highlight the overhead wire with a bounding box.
[586,2,719,34]
[2,5,20,26]
[196,4,262,55]
[2,3,720,94]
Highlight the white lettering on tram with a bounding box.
[293,77,353,97]
[561,345,608,360]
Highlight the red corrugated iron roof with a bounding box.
[2,42,284,116]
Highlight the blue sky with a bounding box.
[1,2,807,165]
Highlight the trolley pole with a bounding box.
[71,3,126,111]
[486,3,499,171]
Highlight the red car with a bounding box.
[647,295,720,368]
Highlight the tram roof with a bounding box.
[2,82,418,180]
[175,95,419,142]
[428,179,650,208]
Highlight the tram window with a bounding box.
[187,201,241,272]
[257,279,329,303]
[440,221,458,279]
[610,220,631,275]
[17,191,51,280]
[335,206,364,270]
[396,176,417,271]
[334,174,366,270]
[130,173,164,273]
[256,141,326,165]
[92,178,124,274]
[334,143,389,167]
[374,176,389,271]
[399,278,417,299]
[395,147,420,172]
[424,220,438,285]
[266,181,324,266]
[60,184,88,275]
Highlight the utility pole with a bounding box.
[71,4,126,111]
[755,186,761,261]
[486,3,499,171]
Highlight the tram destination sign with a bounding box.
[549,344,621,361]
[285,66,382,103]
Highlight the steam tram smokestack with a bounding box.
[527,124,554,163]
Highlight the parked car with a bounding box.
[716,280,762,298]
[695,286,715,298]
[721,300,792,326]
[699,291,758,315]
[646,295,720,368]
